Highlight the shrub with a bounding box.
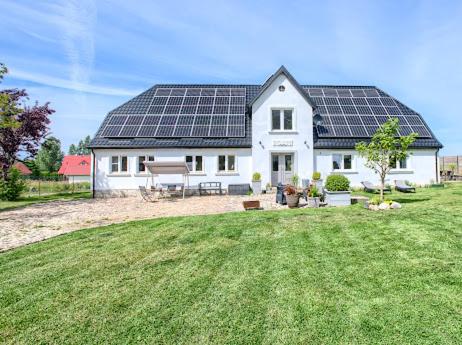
[252,172,261,181]
[284,185,297,195]
[325,174,350,192]
[0,168,26,201]
[312,171,321,181]
[370,196,381,205]
[308,185,320,198]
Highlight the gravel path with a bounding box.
[0,194,286,252]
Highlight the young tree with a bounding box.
[35,136,64,173]
[356,118,417,201]
[0,64,54,180]
[68,143,78,155]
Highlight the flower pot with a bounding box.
[252,180,262,195]
[243,200,261,210]
[325,190,351,207]
[286,194,300,208]
[307,197,320,208]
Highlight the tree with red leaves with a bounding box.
[0,63,55,180]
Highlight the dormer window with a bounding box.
[271,109,293,131]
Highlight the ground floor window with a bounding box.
[333,154,352,170]
[186,155,203,172]
[218,155,236,172]
[138,155,155,173]
[390,156,408,169]
[111,155,128,173]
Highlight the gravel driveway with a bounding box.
[0,194,284,252]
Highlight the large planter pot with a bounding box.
[286,194,300,208]
[307,197,320,208]
[252,180,262,195]
[325,190,351,207]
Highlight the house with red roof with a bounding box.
[13,162,32,176]
[58,155,91,183]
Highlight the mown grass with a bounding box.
[0,191,91,211]
[1,184,461,344]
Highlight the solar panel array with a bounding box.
[101,87,246,138]
[304,87,432,138]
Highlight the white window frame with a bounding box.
[217,154,237,174]
[137,155,155,173]
[332,153,354,172]
[270,107,296,132]
[109,155,129,174]
[390,156,410,171]
[185,155,204,174]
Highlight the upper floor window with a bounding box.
[333,154,352,171]
[138,155,155,173]
[390,157,408,170]
[271,109,293,131]
[111,155,128,173]
[186,155,203,172]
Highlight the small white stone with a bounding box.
[379,203,390,210]
[369,204,380,211]
[391,202,401,209]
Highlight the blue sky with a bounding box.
[1,0,461,154]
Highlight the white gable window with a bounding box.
[185,155,203,173]
[271,109,294,131]
[111,155,128,173]
[218,155,236,173]
[137,155,155,173]
[333,154,353,171]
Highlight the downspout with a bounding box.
[435,149,440,183]
[91,148,96,198]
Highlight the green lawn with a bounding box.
[1,185,461,344]
[0,191,91,211]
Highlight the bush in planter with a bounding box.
[291,174,300,187]
[325,174,350,191]
[284,185,299,208]
[308,185,320,197]
[252,172,261,181]
[312,171,321,181]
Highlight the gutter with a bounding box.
[435,148,440,183]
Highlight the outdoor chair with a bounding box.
[395,180,416,193]
[139,186,157,202]
[361,181,391,193]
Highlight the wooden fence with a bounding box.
[440,155,462,180]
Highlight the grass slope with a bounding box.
[0,192,91,211]
[1,185,461,344]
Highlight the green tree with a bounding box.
[356,118,417,201]
[0,167,26,201]
[68,143,78,155]
[35,136,64,173]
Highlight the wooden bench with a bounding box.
[199,182,222,196]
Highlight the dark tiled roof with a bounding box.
[90,75,442,149]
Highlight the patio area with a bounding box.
[0,193,290,252]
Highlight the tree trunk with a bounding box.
[380,176,385,202]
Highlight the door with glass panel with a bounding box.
[271,153,294,186]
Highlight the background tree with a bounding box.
[0,64,54,180]
[356,118,417,201]
[35,136,64,173]
[68,143,78,155]
[68,135,92,155]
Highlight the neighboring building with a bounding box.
[89,66,442,196]
[13,162,32,176]
[58,155,91,183]
[440,155,462,179]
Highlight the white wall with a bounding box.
[315,149,438,186]
[67,175,91,183]
[93,148,252,191]
[251,73,314,186]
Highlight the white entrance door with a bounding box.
[271,153,294,186]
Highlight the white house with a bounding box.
[89,66,442,196]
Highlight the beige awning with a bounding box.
[144,161,190,175]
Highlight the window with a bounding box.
[111,155,128,173]
[218,155,236,173]
[271,109,293,131]
[138,155,155,173]
[391,156,408,170]
[333,154,353,170]
[285,155,292,171]
[185,155,203,172]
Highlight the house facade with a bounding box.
[89,66,442,196]
[58,155,91,183]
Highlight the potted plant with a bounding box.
[265,182,272,193]
[291,174,300,188]
[324,174,351,207]
[307,185,320,208]
[252,172,262,195]
[284,185,299,208]
[312,171,323,191]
